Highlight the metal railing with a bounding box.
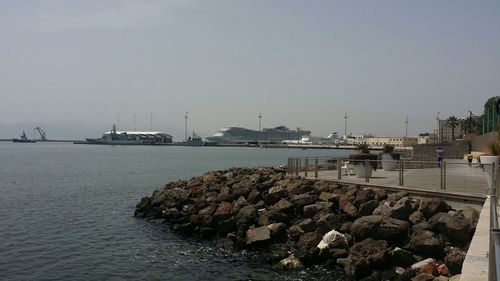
[490,162,500,281]
[287,156,492,194]
[490,193,500,281]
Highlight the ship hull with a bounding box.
[12,139,37,143]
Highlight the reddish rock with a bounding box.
[339,196,358,217]
[213,202,233,223]
[411,258,436,275]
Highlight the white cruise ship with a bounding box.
[206,125,310,144]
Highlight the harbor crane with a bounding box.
[34,127,47,141]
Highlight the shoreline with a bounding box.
[135,167,475,280]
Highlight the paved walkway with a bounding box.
[302,159,489,196]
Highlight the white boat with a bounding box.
[206,125,310,144]
[86,125,172,145]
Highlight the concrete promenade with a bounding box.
[302,159,488,196]
[297,159,495,280]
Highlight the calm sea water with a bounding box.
[0,142,350,281]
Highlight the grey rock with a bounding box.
[429,213,473,245]
[273,254,303,270]
[444,247,466,275]
[419,198,450,218]
[291,193,318,206]
[389,247,417,267]
[246,226,271,245]
[409,229,443,257]
[390,197,415,220]
[358,200,380,217]
[351,215,409,242]
[411,273,435,281]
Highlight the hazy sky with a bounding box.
[1,0,499,139]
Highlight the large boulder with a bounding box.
[273,254,303,270]
[231,179,254,198]
[409,229,444,257]
[353,188,376,207]
[303,202,333,218]
[373,201,393,217]
[339,195,358,217]
[272,198,294,213]
[316,213,345,235]
[444,247,466,275]
[410,258,436,275]
[258,209,289,226]
[409,211,425,225]
[291,193,318,206]
[456,206,480,227]
[389,197,415,220]
[295,232,322,264]
[317,229,348,250]
[358,200,379,217]
[287,225,305,241]
[418,198,450,218]
[151,188,189,208]
[319,192,337,202]
[217,218,237,236]
[262,185,288,205]
[388,247,417,267]
[213,202,233,223]
[349,238,389,267]
[267,222,287,241]
[429,213,473,245]
[339,239,389,280]
[297,218,317,233]
[411,273,435,281]
[351,215,409,242]
[246,226,271,246]
[235,205,256,227]
[134,196,152,217]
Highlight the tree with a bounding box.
[447,116,460,141]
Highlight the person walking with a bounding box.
[436,147,444,168]
[467,153,473,166]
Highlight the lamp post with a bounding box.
[437,112,440,143]
[344,113,348,143]
[258,113,262,142]
[405,116,408,137]
[184,111,189,142]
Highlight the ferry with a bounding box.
[85,125,172,145]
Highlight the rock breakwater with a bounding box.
[135,167,477,281]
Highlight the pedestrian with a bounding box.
[467,153,473,166]
[436,147,444,168]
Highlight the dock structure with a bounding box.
[287,157,499,281]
